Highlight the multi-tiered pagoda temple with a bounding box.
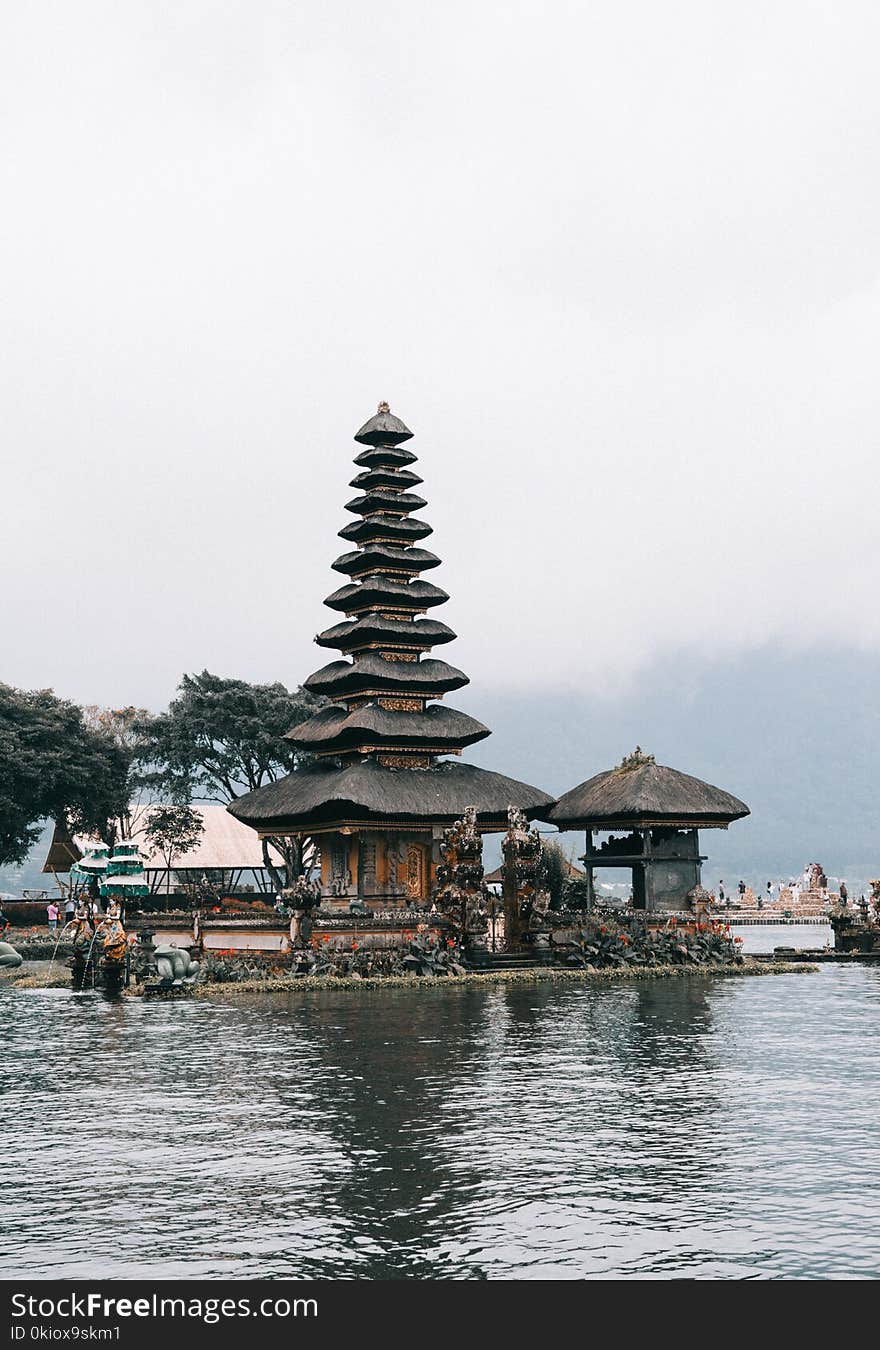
[230,404,553,907]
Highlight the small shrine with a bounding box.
[230,404,553,907]
[545,748,749,914]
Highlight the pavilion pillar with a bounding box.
[584,831,596,910]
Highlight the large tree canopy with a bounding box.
[142,671,323,801]
[0,684,132,866]
[141,671,326,889]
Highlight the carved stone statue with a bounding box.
[95,898,128,969]
[283,875,321,947]
[501,806,547,951]
[69,895,94,952]
[435,805,487,946]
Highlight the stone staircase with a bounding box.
[466,949,551,973]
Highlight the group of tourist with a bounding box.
[46,896,100,932]
[714,869,846,910]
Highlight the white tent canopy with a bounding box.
[71,805,285,896]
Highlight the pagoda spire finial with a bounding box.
[354,404,413,447]
[619,746,655,771]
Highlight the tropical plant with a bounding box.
[142,804,205,880]
[0,684,131,866]
[139,670,327,889]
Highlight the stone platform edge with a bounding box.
[182,959,817,998]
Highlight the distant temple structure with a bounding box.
[42,807,286,897]
[230,404,552,906]
[546,748,749,913]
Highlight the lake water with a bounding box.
[2,926,877,1281]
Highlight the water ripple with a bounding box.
[1,958,879,1279]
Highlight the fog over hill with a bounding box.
[460,644,879,890]
[4,644,876,900]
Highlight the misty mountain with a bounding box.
[463,644,879,890]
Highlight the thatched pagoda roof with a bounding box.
[338,514,433,545]
[229,401,553,805]
[349,467,423,491]
[304,655,469,699]
[545,748,749,829]
[315,615,456,653]
[285,703,490,756]
[354,404,413,446]
[323,578,449,614]
[331,545,441,577]
[344,489,428,516]
[229,760,554,833]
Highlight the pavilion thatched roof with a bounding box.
[229,760,554,834]
[41,822,82,873]
[545,749,749,829]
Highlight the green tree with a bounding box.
[540,838,573,910]
[141,671,326,890]
[0,684,131,866]
[82,705,158,845]
[142,804,205,900]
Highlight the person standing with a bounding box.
[64,895,75,927]
[47,901,59,933]
[718,881,725,903]
[738,880,746,900]
[839,880,848,905]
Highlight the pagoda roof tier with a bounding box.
[285,703,490,755]
[544,750,750,830]
[303,655,469,699]
[338,515,432,545]
[349,467,423,491]
[229,759,555,834]
[323,577,449,614]
[353,445,418,469]
[315,615,456,653]
[344,489,428,516]
[354,404,414,446]
[331,545,441,577]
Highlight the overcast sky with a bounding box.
[2,1,879,711]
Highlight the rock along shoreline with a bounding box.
[188,959,817,999]
[1,958,818,996]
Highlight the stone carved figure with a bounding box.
[283,875,321,947]
[68,895,95,951]
[95,898,128,969]
[328,842,352,897]
[153,944,200,983]
[435,805,487,945]
[501,806,548,951]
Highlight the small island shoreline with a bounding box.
[189,958,816,998]
[1,957,818,996]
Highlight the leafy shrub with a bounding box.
[553,913,743,969]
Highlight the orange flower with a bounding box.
[734,936,743,944]
[352,942,359,951]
